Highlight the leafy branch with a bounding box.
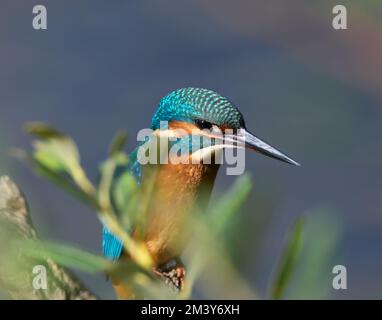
[0,122,307,299]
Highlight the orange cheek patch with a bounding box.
[168,120,204,137]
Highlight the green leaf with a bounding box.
[25,122,65,139]
[113,171,139,231]
[271,217,304,300]
[25,122,96,197]
[109,130,128,157]
[33,139,80,173]
[207,174,252,235]
[130,166,158,236]
[22,239,113,273]
[13,149,99,210]
[98,158,118,213]
[286,210,342,299]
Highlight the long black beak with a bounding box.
[223,129,300,166]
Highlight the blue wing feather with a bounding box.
[102,225,124,260]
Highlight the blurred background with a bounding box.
[1,0,381,299]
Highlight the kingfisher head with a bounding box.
[150,87,299,166]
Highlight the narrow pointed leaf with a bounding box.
[271,217,304,299]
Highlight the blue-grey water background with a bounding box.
[1,1,381,299]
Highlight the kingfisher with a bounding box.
[102,87,299,299]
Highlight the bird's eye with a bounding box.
[195,119,213,130]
